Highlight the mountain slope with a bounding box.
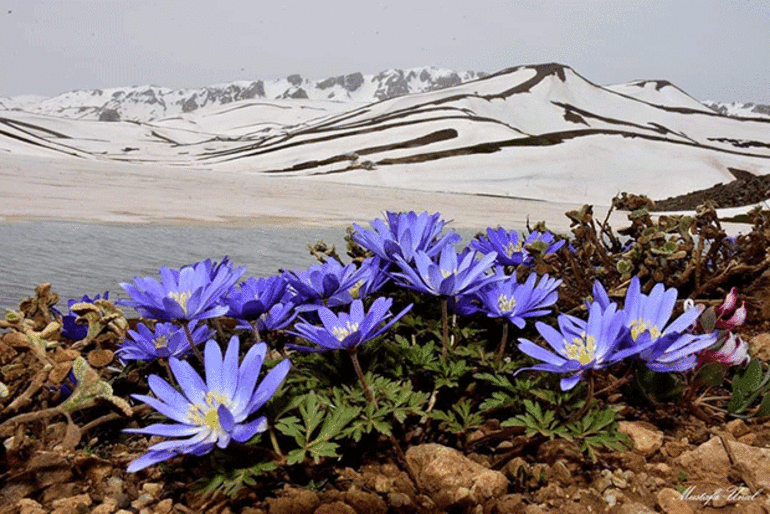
[1,63,768,205]
[5,67,485,122]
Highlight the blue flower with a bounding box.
[125,336,291,472]
[472,272,562,328]
[255,302,298,332]
[353,211,461,264]
[516,302,627,390]
[391,245,500,298]
[226,275,288,321]
[120,258,245,321]
[620,277,716,372]
[282,260,361,311]
[332,256,390,304]
[117,322,213,361]
[289,298,412,352]
[470,228,564,267]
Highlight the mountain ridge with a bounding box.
[1,62,769,207]
[0,67,486,122]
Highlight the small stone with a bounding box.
[619,503,655,514]
[344,490,387,514]
[548,460,571,484]
[18,499,46,514]
[141,482,163,499]
[313,501,356,514]
[387,492,412,508]
[749,333,770,361]
[739,433,758,445]
[380,463,400,477]
[154,498,173,514]
[602,489,624,507]
[373,474,391,493]
[88,349,114,367]
[131,493,156,510]
[611,470,629,489]
[91,500,118,514]
[725,419,750,438]
[617,421,664,457]
[51,493,92,511]
[656,488,694,514]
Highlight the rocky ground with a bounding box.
[4,203,770,514]
[651,169,770,212]
[3,322,770,514]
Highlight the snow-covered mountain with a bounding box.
[702,100,770,119]
[2,67,485,122]
[2,63,769,205]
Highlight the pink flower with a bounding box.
[697,332,750,367]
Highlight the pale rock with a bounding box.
[154,498,174,514]
[91,500,118,514]
[619,502,655,514]
[131,493,156,510]
[725,419,750,438]
[405,443,508,508]
[655,488,694,514]
[313,501,356,514]
[50,493,92,512]
[617,421,664,457]
[677,436,770,489]
[141,481,163,498]
[749,333,770,360]
[18,499,46,514]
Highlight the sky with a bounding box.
[1,0,768,103]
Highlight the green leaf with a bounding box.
[694,362,726,387]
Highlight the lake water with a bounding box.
[0,220,480,313]
[0,220,351,312]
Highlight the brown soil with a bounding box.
[651,168,770,212]
[3,324,770,514]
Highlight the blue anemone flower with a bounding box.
[120,258,245,321]
[255,302,298,332]
[352,211,461,264]
[125,336,291,472]
[472,272,562,328]
[620,277,716,372]
[470,228,564,267]
[282,260,362,311]
[516,302,627,390]
[226,275,288,321]
[391,245,500,298]
[289,298,412,352]
[117,322,213,361]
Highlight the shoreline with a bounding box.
[0,153,754,234]
[0,153,617,231]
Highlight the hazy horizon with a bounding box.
[1,1,768,104]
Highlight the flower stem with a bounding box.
[183,322,206,366]
[441,297,449,359]
[348,348,376,406]
[494,322,509,367]
[568,372,595,423]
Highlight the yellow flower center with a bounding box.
[497,293,516,313]
[188,391,230,431]
[630,318,662,341]
[168,290,192,314]
[440,268,457,279]
[332,321,360,341]
[348,280,364,300]
[153,336,169,349]
[505,241,522,258]
[564,332,597,365]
